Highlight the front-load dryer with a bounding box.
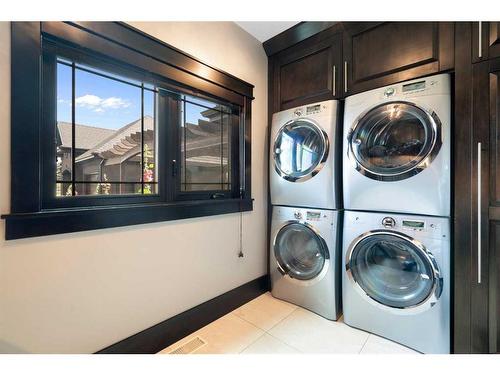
[342,210,450,353]
[343,74,451,216]
[270,205,341,320]
[270,100,340,209]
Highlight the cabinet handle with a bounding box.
[477,142,482,284]
[478,21,483,58]
[344,61,348,93]
[332,65,336,96]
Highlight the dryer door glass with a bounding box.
[349,101,441,181]
[274,223,327,280]
[348,233,437,309]
[274,120,327,182]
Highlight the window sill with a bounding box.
[1,198,253,240]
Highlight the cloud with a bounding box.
[75,94,131,113]
[101,97,130,109]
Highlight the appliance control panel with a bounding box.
[378,216,443,234]
[401,219,426,231]
[293,103,327,117]
[306,210,322,221]
[378,75,447,100]
[380,216,427,232]
[291,209,325,222]
[305,104,322,115]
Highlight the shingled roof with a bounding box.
[75,116,154,163]
[57,122,115,150]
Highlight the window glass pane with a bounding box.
[54,59,158,197]
[181,98,232,192]
[222,111,232,190]
[74,67,142,195]
[56,62,73,197]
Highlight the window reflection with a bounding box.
[180,96,234,192]
[275,121,324,178]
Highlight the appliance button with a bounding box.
[382,217,396,228]
[294,211,303,220]
[294,109,302,117]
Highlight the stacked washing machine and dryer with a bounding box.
[269,100,342,321]
[269,73,451,354]
[342,74,451,354]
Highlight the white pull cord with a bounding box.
[238,188,244,258]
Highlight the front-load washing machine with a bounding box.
[270,100,340,209]
[270,205,341,320]
[343,74,451,216]
[342,210,450,353]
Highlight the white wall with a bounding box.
[0,22,268,353]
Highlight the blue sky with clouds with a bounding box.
[57,62,154,130]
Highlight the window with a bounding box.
[179,95,238,195]
[55,60,158,197]
[3,22,253,239]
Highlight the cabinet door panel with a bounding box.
[352,22,436,81]
[280,47,332,105]
[489,220,500,353]
[472,60,500,354]
[489,23,500,59]
[491,70,500,208]
[489,71,500,353]
[274,33,342,110]
[473,22,500,62]
[344,22,454,95]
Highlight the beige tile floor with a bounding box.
[158,292,420,354]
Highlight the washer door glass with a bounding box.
[274,223,327,280]
[348,233,437,308]
[274,120,327,182]
[350,101,440,181]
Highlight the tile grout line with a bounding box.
[228,313,267,354]
[358,334,371,354]
[262,304,298,332]
[231,294,298,333]
[265,330,304,353]
[230,295,300,354]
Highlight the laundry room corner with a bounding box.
[0,21,269,354]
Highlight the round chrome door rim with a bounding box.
[273,118,330,183]
[273,220,330,287]
[345,229,443,314]
[347,100,442,182]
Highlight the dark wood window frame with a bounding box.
[2,22,254,240]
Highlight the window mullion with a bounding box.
[220,111,223,190]
[141,83,145,195]
[183,100,187,191]
[71,62,76,196]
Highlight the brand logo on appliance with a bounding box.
[382,217,396,228]
[384,87,395,98]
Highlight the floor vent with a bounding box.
[168,336,206,354]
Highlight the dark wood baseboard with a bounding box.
[96,275,269,354]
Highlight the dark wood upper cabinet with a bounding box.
[267,22,454,107]
[473,22,500,63]
[272,32,342,110]
[343,22,454,95]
